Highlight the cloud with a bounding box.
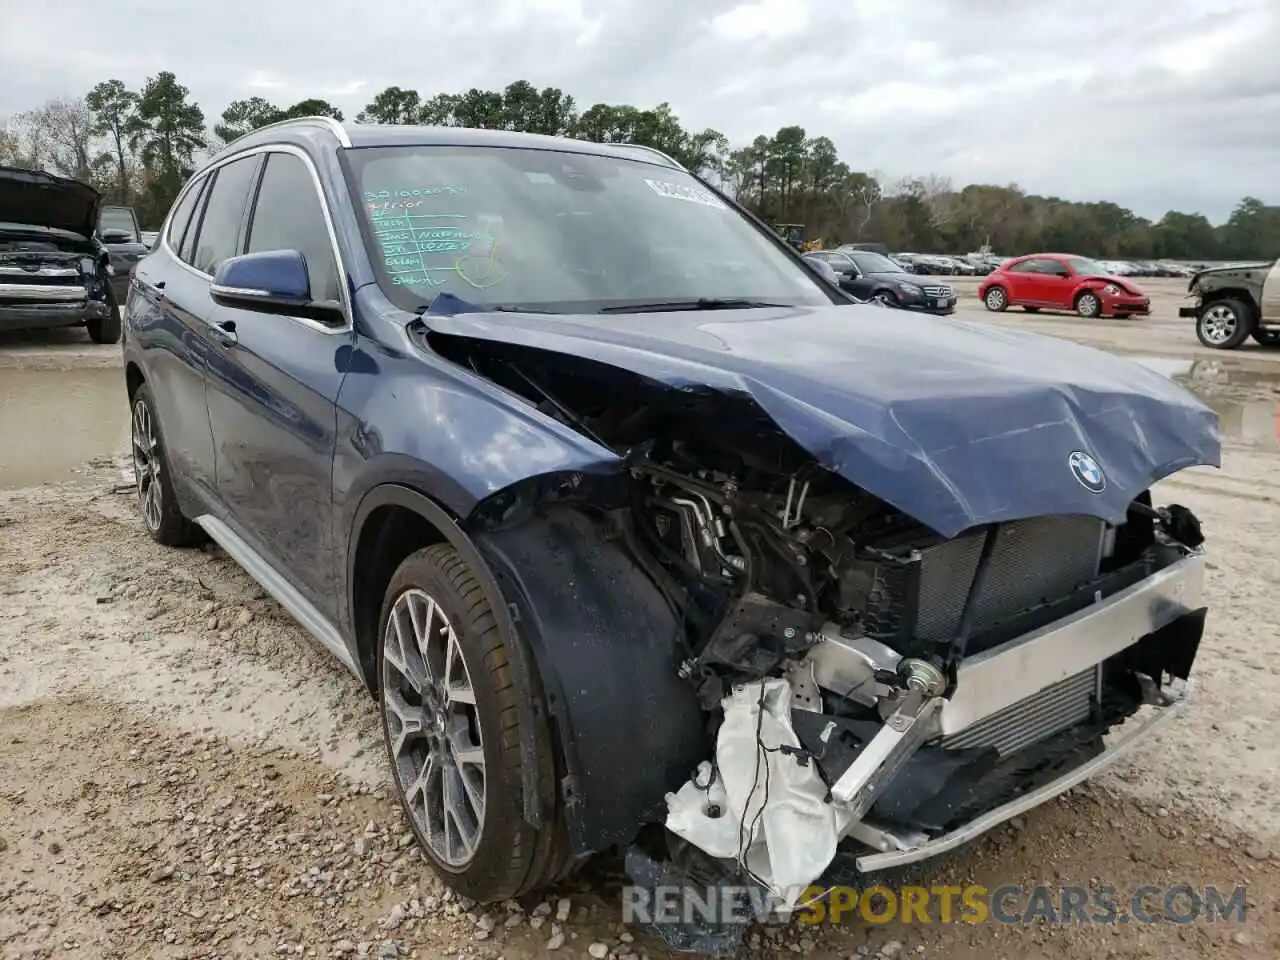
[0,0,1274,221]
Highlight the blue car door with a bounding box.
[128,173,220,510]
[203,148,351,618]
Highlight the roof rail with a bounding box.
[616,143,684,170]
[240,115,351,147]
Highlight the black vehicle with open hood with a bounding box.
[0,166,120,343]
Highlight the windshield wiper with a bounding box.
[598,298,790,314]
[414,294,554,316]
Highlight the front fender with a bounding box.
[332,293,623,527]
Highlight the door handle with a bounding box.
[214,318,238,345]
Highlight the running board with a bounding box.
[193,514,360,678]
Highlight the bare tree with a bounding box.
[1,111,51,169]
[40,98,95,181]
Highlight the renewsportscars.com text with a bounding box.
[622,883,1247,927]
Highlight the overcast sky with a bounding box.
[2,0,1276,222]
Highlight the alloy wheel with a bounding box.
[985,288,1005,310]
[1077,293,1100,317]
[1200,304,1237,345]
[382,588,486,868]
[131,398,163,533]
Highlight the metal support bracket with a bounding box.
[829,691,943,816]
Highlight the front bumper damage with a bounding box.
[848,551,1203,870]
[651,549,1206,938]
[0,280,107,332]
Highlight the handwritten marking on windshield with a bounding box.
[364,186,469,201]
[454,232,508,290]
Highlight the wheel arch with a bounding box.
[1201,286,1260,317]
[125,360,146,400]
[346,481,552,831]
[472,505,710,857]
[346,485,710,854]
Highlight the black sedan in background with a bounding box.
[808,250,957,314]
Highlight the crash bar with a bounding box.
[851,681,1192,872]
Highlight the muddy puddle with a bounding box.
[0,368,129,488]
[1130,355,1280,450]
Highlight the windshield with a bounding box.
[1067,257,1107,276]
[849,252,903,274]
[99,207,137,239]
[342,145,836,313]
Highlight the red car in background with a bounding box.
[978,253,1151,319]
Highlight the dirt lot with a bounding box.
[2,287,1278,959]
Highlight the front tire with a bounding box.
[1075,291,1101,318]
[983,286,1008,312]
[87,294,122,344]
[130,383,200,546]
[1196,299,1253,349]
[377,544,566,903]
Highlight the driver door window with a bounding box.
[830,254,858,276]
[245,152,341,303]
[1024,258,1071,306]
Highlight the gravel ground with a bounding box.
[1,299,1278,959]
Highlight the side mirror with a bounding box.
[211,249,343,325]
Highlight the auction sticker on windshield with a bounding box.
[643,178,726,209]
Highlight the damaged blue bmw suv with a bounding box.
[122,117,1218,939]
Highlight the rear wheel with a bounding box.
[1196,299,1253,349]
[983,286,1008,312]
[130,383,201,546]
[377,544,567,902]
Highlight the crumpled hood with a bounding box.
[1191,261,1273,284]
[0,165,101,239]
[424,303,1220,538]
[1102,275,1145,295]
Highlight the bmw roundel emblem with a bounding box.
[1068,451,1106,493]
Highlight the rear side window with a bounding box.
[1008,260,1036,273]
[179,179,210,265]
[166,179,205,259]
[192,155,260,275]
[245,152,341,303]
